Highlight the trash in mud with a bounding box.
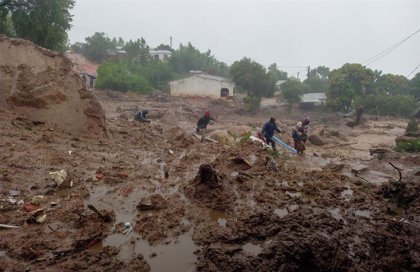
[123,222,133,235]
[0,224,19,229]
[30,195,47,205]
[9,190,20,197]
[49,170,67,186]
[24,203,40,212]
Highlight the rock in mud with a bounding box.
[137,194,167,211]
[308,134,324,145]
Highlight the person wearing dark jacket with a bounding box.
[196,111,215,142]
[134,110,151,123]
[262,117,282,150]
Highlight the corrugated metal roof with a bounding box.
[170,74,232,84]
[300,93,326,103]
[150,50,172,54]
[196,74,231,82]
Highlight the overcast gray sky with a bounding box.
[69,0,420,78]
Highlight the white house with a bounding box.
[150,49,172,61]
[300,92,327,109]
[169,74,235,98]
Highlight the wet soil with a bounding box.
[0,91,419,271]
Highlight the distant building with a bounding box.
[80,72,96,89]
[106,48,127,60]
[150,49,172,61]
[170,74,234,98]
[300,92,326,109]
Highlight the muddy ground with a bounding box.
[0,91,419,272]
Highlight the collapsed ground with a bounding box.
[0,89,419,271]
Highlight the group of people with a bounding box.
[136,109,309,154]
[261,116,310,154]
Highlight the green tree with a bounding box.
[124,38,150,64]
[96,60,152,93]
[304,66,329,93]
[374,74,410,95]
[267,63,288,82]
[83,32,114,63]
[327,63,375,112]
[410,73,420,100]
[169,43,228,76]
[230,57,274,111]
[281,78,309,109]
[1,0,74,51]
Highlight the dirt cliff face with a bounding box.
[0,35,106,137]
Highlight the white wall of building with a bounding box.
[170,76,234,98]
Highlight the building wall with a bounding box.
[170,76,235,98]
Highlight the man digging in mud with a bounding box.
[196,111,215,142]
[261,117,282,150]
[292,117,310,154]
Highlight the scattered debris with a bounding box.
[49,170,68,186]
[0,224,19,229]
[87,204,113,222]
[31,195,47,205]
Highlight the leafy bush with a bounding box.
[396,138,420,153]
[354,94,416,117]
[96,61,152,93]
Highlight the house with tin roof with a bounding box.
[169,74,234,98]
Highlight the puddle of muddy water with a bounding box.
[208,209,228,227]
[288,204,299,212]
[104,231,197,272]
[329,207,347,224]
[355,209,372,218]
[274,208,289,218]
[242,242,262,256]
[341,183,353,201]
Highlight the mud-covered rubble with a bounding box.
[1,86,420,271]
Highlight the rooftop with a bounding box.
[300,92,326,103]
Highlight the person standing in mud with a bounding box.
[196,111,215,142]
[292,117,310,154]
[355,106,364,123]
[262,117,282,150]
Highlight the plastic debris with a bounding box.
[0,224,19,229]
[17,200,24,205]
[24,203,40,212]
[49,169,67,186]
[7,197,17,205]
[35,214,47,223]
[31,195,47,205]
[9,190,20,197]
[68,150,72,155]
[123,222,133,235]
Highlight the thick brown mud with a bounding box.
[1,91,419,271]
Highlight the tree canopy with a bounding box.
[281,78,309,108]
[169,43,229,77]
[304,66,330,93]
[327,63,375,112]
[0,0,74,51]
